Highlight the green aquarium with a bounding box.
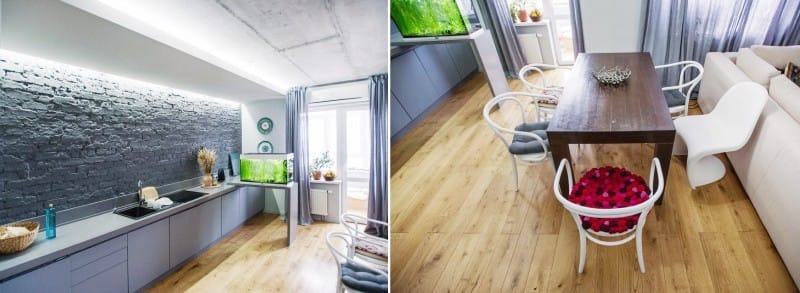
[240,153,294,184]
[391,0,473,37]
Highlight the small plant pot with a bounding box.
[324,175,336,181]
[531,15,542,22]
[312,171,322,180]
[517,9,529,22]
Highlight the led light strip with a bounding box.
[0,49,241,107]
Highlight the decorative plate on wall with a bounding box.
[257,140,274,153]
[257,117,273,135]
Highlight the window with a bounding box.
[308,102,371,207]
[508,0,576,65]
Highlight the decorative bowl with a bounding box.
[592,66,632,86]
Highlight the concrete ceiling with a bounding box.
[77,0,388,98]
[0,0,387,102]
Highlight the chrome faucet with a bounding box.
[137,180,144,207]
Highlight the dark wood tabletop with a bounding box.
[547,52,675,203]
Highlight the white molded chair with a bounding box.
[484,92,555,191]
[553,158,664,273]
[518,64,572,120]
[672,82,768,189]
[654,61,704,118]
[341,213,388,269]
[326,232,388,293]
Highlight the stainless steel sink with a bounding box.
[162,190,206,203]
[114,206,157,219]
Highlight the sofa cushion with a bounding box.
[769,75,800,123]
[751,45,800,69]
[736,48,782,87]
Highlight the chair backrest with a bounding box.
[483,92,552,150]
[518,64,571,93]
[656,61,704,116]
[708,82,768,149]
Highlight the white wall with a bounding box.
[580,0,646,53]
[241,98,287,215]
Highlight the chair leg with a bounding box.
[510,155,519,191]
[687,155,726,189]
[636,229,645,273]
[578,230,587,273]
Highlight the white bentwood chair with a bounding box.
[484,92,555,191]
[518,63,572,120]
[326,232,388,293]
[341,213,388,269]
[654,61,704,118]
[553,158,664,273]
[673,82,767,188]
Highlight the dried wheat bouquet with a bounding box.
[197,147,217,174]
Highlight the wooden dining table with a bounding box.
[547,52,675,204]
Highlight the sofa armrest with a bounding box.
[698,52,752,113]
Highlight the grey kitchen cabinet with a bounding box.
[71,260,128,293]
[70,234,128,293]
[448,42,479,79]
[390,93,412,136]
[221,189,244,235]
[0,257,70,293]
[390,49,439,118]
[415,44,462,98]
[127,218,169,292]
[169,197,221,267]
[243,186,265,219]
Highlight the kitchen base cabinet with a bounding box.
[243,187,265,219]
[0,258,70,293]
[169,198,221,267]
[71,261,128,293]
[128,218,169,292]
[221,189,244,235]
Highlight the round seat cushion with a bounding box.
[568,166,651,234]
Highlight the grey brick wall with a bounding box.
[0,53,242,224]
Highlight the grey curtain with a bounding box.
[476,0,526,77]
[569,0,585,55]
[642,0,800,89]
[286,86,313,226]
[365,74,388,238]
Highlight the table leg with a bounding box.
[654,143,674,205]
[550,142,573,197]
[286,185,298,246]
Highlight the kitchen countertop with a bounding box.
[0,181,240,281]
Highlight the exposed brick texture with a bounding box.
[0,53,241,224]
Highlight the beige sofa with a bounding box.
[698,45,800,288]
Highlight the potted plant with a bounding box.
[514,0,529,22]
[510,5,519,23]
[310,151,333,180]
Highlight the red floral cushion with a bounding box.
[355,238,388,260]
[568,166,651,234]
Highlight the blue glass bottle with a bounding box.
[45,204,56,239]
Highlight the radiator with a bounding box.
[311,189,329,216]
[518,33,544,64]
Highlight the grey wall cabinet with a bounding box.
[243,187,265,219]
[128,218,170,292]
[221,189,244,235]
[0,257,70,293]
[169,198,222,267]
